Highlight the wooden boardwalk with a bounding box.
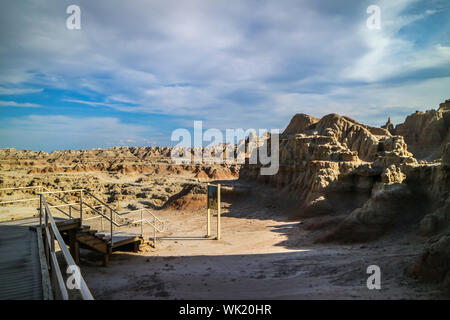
[0,217,45,300]
[0,216,144,299]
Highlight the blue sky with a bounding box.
[0,0,449,151]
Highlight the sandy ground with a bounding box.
[0,181,444,299]
[80,193,446,300]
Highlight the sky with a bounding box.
[0,0,449,152]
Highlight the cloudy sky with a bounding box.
[0,0,449,151]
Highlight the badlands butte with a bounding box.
[1,98,449,298]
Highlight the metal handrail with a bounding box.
[82,200,166,246]
[39,194,94,300]
[39,189,85,194]
[0,186,78,213]
[81,190,167,245]
[46,200,73,219]
[1,186,166,247]
[41,186,80,213]
[82,200,121,227]
[142,208,165,231]
[0,186,43,192]
[0,197,39,205]
[0,186,42,206]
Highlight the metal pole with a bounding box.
[79,191,83,224]
[110,208,113,246]
[39,194,43,227]
[45,204,49,231]
[207,208,211,237]
[206,183,211,238]
[44,203,50,268]
[217,184,221,240]
[51,229,55,253]
[50,230,56,298]
[140,209,143,238]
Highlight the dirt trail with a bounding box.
[81,195,445,300]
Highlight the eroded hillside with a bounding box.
[0,99,449,294]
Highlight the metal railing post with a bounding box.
[140,209,143,238]
[44,204,50,269]
[79,191,83,224]
[39,194,43,227]
[110,208,113,246]
[51,228,55,253]
[153,216,156,247]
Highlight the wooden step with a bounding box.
[77,237,108,253]
[76,229,98,237]
[77,233,94,240]
[82,238,105,247]
[76,230,93,237]
[80,225,91,231]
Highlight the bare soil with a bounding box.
[80,187,445,300]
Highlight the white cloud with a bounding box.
[0,0,449,147]
[0,100,41,108]
[343,0,450,82]
[264,76,450,126]
[0,115,156,151]
[0,87,43,95]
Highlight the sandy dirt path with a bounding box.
[81,198,445,300]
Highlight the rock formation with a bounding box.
[392,99,450,160]
[1,99,449,294]
[239,99,450,293]
[241,112,417,218]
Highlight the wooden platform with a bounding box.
[0,217,45,300]
[0,216,144,299]
[0,216,81,300]
[103,231,143,249]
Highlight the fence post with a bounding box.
[110,208,113,246]
[50,231,57,299]
[217,184,221,240]
[44,201,50,269]
[51,229,55,253]
[140,209,143,238]
[39,194,43,227]
[154,216,156,247]
[79,191,83,224]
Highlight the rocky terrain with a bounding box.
[240,99,450,294]
[0,146,240,211]
[0,99,449,296]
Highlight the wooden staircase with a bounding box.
[0,186,164,267]
[75,224,148,266]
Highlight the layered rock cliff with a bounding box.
[240,99,450,293]
[388,99,450,160]
[241,112,417,219]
